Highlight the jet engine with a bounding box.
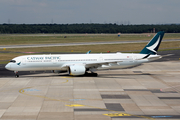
[68,65,86,76]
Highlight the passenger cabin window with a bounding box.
[10,60,16,63]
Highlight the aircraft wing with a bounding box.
[61,61,123,69]
[85,61,123,68]
[61,54,152,69]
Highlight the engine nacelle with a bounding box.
[68,65,86,76]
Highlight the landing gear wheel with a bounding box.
[85,72,98,77]
[93,73,98,77]
[15,74,19,78]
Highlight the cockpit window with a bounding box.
[10,60,16,63]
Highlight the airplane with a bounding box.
[5,31,164,78]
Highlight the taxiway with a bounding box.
[0,50,180,120]
[0,39,180,49]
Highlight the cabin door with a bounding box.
[22,58,26,65]
[98,57,103,61]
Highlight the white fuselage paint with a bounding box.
[5,53,160,72]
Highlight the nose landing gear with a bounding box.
[15,74,19,78]
[14,71,19,78]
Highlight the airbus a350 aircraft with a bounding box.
[5,31,165,77]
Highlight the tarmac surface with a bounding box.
[0,39,180,49]
[0,50,180,120]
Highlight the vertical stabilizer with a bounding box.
[140,31,164,55]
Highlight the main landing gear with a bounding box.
[85,71,98,77]
[14,71,19,78]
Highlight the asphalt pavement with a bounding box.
[0,39,180,49]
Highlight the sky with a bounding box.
[0,0,180,24]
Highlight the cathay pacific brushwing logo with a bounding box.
[146,36,160,53]
[17,62,21,66]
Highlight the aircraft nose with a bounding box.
[5,64,11,70]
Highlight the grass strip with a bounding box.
[0,41,179,61]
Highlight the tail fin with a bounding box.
[140,31,164,55]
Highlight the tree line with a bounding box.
[0,23,180,33]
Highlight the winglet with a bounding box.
[86,50,91,54]
[140,31,165,55]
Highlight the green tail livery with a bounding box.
[140,31,164,55]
